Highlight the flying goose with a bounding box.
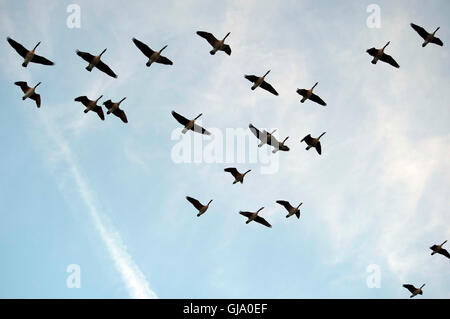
[301,132,326,155]
[7,37,54,67]
[430,240,450,259]
[403,284,425,298]
[239,207,271,228]
[276,200,303,219]
[249,124,289,153]
[410,23,443,47]
[186,196,212,217]
[244,70,279,96]
[296,82,327,106]
[76,49,117,78]
[224,168,251,184]
[74,95,105,120]
[132,38,173,67]
[196,31,231,55]
[171,110,211,135]
[103,98,128,123]
[366,41,400,68]
[14,81,41,108]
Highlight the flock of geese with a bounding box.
[6,20,447,298]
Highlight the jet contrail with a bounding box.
[41,113,157,299]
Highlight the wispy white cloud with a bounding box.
[39,111,157,299]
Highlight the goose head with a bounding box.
[256,207,264,214]
[160,45,168,53]
[311,82,318,90]
[119,97,127,104]
[99,48,107,57]
[263,70,271,78]
[194,113,203,121]
[34,82,42,89]
[382,41,390,50]
[318,132,326,140]
[223,32,231,41]
[96,95,103,103]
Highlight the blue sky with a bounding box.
[0,0,449,298]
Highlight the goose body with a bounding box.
[366,41,400,68]
[74,95,105,120]
[276,200,302,219]
[14,81,41,108]
[76,49,117,78]
[7,37,54,67]
[403,284,425,298]
[301,132,326,155]
[244,70,278,96]
[296,82,326,106]
[171,111,211,135]
[196,31,231,55]
[224,168,251,184]
[132,38,173,67]
[103,98,128,123]
[410,23,443,47]
[186,196,212,217]
[239,207,271,228]
[430,240,450,259]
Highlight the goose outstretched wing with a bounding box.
[260,81,279,96]
[93,106,105,120]
[380,53,400,68]
[74,96,91,106]
[31,54,54,65]
[7,37,28,57]
[156,55,173,65]
[410,23,429,40]
[171,111,189,126]
[196,31,219,48]
[221,44,231,56]
[96,60,118,78]
[244,75,259,83]
[186,196,203,210]
[76,50,95,63]
[14,81,30,93]
[309,93,326,106]
[316,141,322,155]
[30,93,41,108]
[192,123,211,135]
[403,284,416,294]
[276,200,294,212]
[132,38,154,57]
[431,37,443,46]
[254,215,272,228]
[224,167,240,178]
[301,134,313,144]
